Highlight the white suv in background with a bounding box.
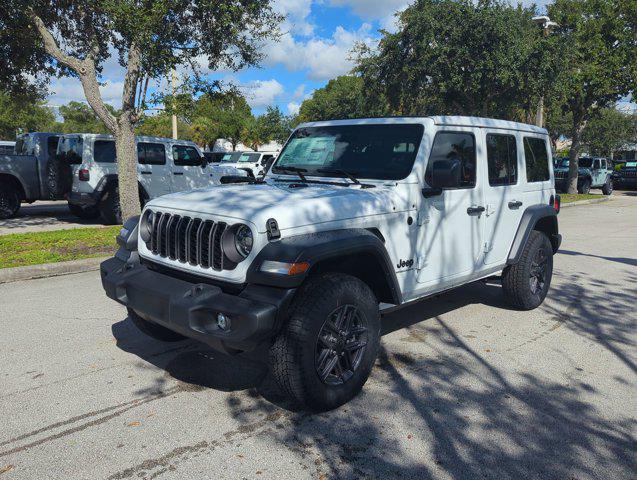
[65,134,245,224]
[220,150,278,178]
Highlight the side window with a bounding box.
[593,159,601,170]
[138,142,166,165]
[523,137,550,182]
[172,145,202,166]
[47,136,60,158]
[58,137,84,164]
[93,140,116,163]
[425,132,476,189]
[486,134,517,186]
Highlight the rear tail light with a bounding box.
[79,169,90,181]
[551,195,561,214]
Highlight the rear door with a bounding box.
[171,144,206,191]
[417,129,486,287]
[482,130,525,266]
[137,142,170,198]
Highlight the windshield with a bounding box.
[556,158,569,168]
[579,158,593,168]
[238,153,261,163]
[273,124,424,180]
[220,152,241,163]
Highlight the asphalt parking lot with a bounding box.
[0,201,104,235]
[0,195,635,479]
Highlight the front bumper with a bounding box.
[101,257,295,353]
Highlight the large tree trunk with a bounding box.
[115,114,141,221]
[567,117,587,194]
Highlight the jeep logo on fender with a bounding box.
[396,259,414,269]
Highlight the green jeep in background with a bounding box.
[554,157,614,195]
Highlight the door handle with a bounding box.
[467,206,485,216]
[508,200,523,209]
[140,171,152,175]
[173,172,184,176]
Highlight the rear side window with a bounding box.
[486,134,517,186]
[523,137,550,182]
[425,131,476,188]
[238,153,260,163]
[47,136,60,157]
[138,142,166,165]
[172,145,201,166]
[93,140,116,163]
[57,137,84,164]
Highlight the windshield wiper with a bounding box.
[316,168,361,185]
[272,166,308,182]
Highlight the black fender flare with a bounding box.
[247,228,402,304]
[507,205,560,265]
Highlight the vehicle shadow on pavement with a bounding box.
[111,276,636,479]
[559,249,637,268]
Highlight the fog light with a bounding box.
[217,313,230,330]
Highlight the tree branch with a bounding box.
[30,13,83,72]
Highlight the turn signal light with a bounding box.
[260,260,310,276]
[79,169,90,181]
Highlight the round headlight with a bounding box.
[140,209,153,242]
[234,224,253,258]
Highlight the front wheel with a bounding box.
[269,274,380,412]
[0,181,20,219]
[502,231,554,310]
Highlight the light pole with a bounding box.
[171,69,178,139]
[532,16,559,128]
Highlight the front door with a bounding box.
[417,130,486,288]
[171,144,206,191]
[482,131,525,266]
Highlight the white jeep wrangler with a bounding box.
[101,116,561,411]
[219,150,278,179]
[64,134,246,224]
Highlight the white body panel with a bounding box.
[138,116,555,305]
[69,134,247,201]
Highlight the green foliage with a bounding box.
[0,91,56,139]
[298,76,372,122]
[355,0,555,119]
[136,112,193,140]
[582,108,637,157]
[190,91,253,149]
[57,101,118,134]
[258,106,292,144]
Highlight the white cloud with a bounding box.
[287,101,301,115]
[243,79,285,108]
[264,23,376,80]
[274,0,315,36]
[47,76,125,109]
[330,0,409,20]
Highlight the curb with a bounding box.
[561,197,611,208]
[0,256,109,284]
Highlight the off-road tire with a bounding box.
[68,203,100,219]
[602,178,613,196]
[0,181,21,219]
[502,230,554,310]
[128,308,186,342]
[269,273,381,412]
[99,184,122,225]
[578,178,591,195]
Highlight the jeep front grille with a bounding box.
[145,211,228,270]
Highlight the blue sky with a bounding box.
[46,0,550,116]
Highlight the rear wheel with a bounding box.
[128,308,187,342]
[502,231,554,310]
[99,184,121,225]
[602,178,613,195]
[269,274,380,412]
[578,178,591,194]
[68,203,100,219]
[0,181,20,219]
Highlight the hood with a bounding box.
[146,181,408,233]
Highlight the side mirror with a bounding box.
[422,159,461,197]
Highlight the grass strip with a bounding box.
[0,226,120,269]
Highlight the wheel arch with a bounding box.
[247,228,402,305]
[96,174,149,203]
[0,173,27,200]
[507,205,560,265]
